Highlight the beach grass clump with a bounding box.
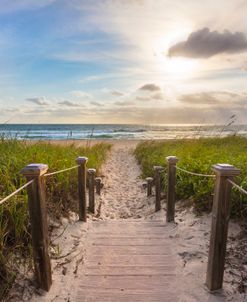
[134,136,247,216]
[0,139,111,298]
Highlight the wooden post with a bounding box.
[76,157,88,222]
[95,177,102,195]
[153,166,163,212]
[21,164,52,291]
[88,168,96,214]
[146,177,153,197]
[166,156,178,222]
[206,164,240,291]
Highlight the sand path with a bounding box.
[98,142,153,220]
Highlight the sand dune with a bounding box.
[7,141,246,302]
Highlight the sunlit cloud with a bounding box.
[139,84,161,92]
[26,97,50,106]
[70,90,92,99]
[58,100,85,107]
[103,88,125,96]
[168,28,247,58]
[90,101,104,107]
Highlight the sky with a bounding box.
[0,0,247,124]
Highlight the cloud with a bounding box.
[168,28,247,58]
[58,100,84,107]
[103,88,124,96]
[136,92,164,101]
[113,100,134,106]
[0,0,55,14]
[136,96,152,101]
[90,101,104,107]
[179,91,247,108]
[26,97,49,106]
[139,83,161,92]
[70,90,91,99]
[152,93,164,100]
[2,107,19,113]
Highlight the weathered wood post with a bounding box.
[153,166,163,212]
[206,164,240,291]
[146,177,153,197]
[21,164,52,291]
[88,168,96,214]
[76,157,88,222]
[166,156,178,222]
[95,177,102,195]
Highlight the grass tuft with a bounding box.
[134,136,247,216]
[0,139,111,298]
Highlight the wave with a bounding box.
[86,134,115,139]
[113,128,147,133]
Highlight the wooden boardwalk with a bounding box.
[76,220,179,302]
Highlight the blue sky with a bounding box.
[0,0,247,124]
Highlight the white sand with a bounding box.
[7,141,247,301]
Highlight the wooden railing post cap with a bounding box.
[76,156,88,164]
[153,165,163,171]
[212,163,240,177]
[88,168,96,174]
[21,163,48,177]
[166,156,179,164]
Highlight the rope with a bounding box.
[44,165,79,177]
[227,179,247,196]
[176,166,216,178]
[0,179,34,205]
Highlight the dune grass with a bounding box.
[0,139,111,298]
[134,136,247,216]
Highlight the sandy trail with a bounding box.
[98,142,154,220]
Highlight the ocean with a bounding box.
[0,124,246,140]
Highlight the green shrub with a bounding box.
[0,139,111,298]
[134,137,247,215]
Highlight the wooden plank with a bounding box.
[86,255,171,266]
[85,265,175,276]
[90,221,165,227]
[76,220,178,301]
[77,287,175,294]
[76,292,178,302]
[90,220,164,224]
[88,238,170,246]
[88,235,168,239]
[77,275,172,289]
[88,229,169,235]
[88,246,171,255]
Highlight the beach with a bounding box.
[6,139,247,301]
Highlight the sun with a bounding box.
[164,57,199,75]
[153,31,200,78]
[155,53,199,77]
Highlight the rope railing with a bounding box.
[44,165,79,177]
[149,156,243,292]
[176,166,216,178]
[227,178,247,196]
[0,155,99,292]
[0,164,81,205]
[0,179,34,205]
